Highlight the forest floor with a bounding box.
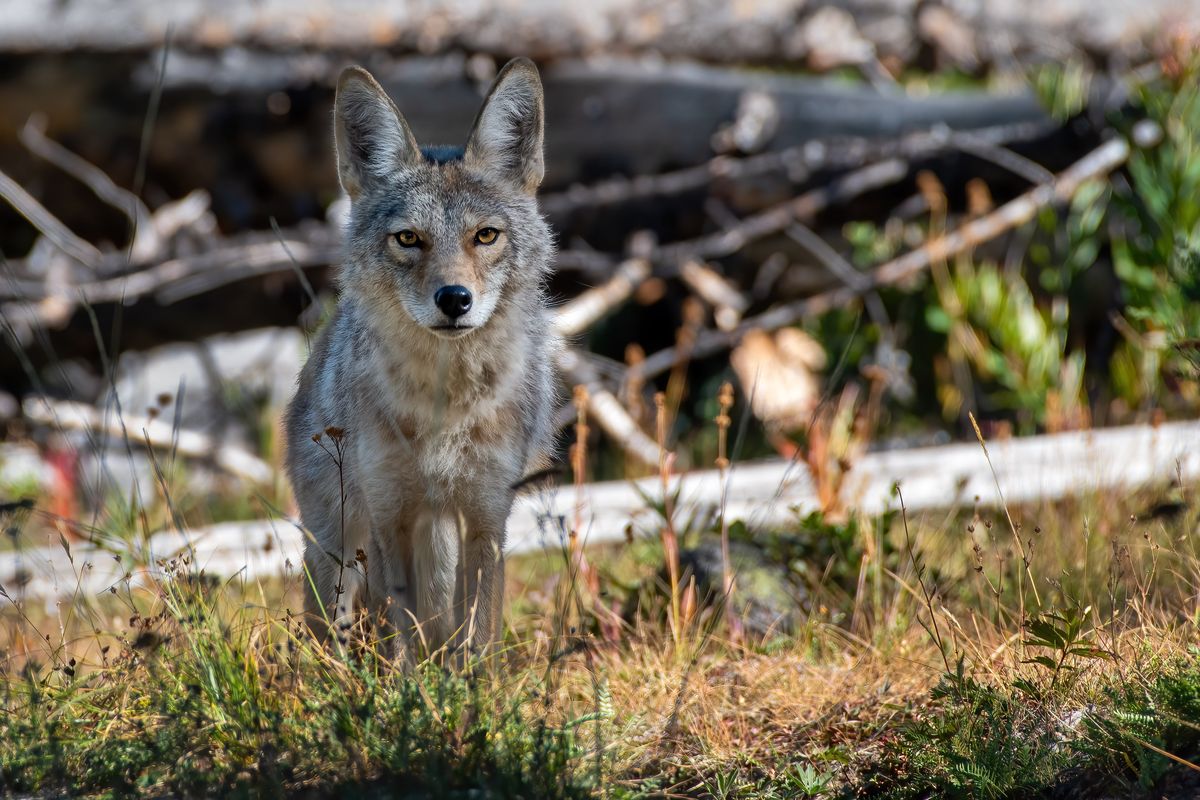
[2,463,1199,799]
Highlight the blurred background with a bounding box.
[0,0,1198,535]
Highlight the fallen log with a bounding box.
[3,419,1196,601]
[0,1,1188,75]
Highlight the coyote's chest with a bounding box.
[361,340,528,495]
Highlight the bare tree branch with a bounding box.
[678,260,748,331]
[558,349,661,468]
[0,168,102,267]
[654,158,910,270]
[552,258,650,337]
[20,115,162,264]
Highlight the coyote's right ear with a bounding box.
[334,67,420,199]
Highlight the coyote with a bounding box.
[285,59,556,660]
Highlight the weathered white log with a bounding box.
[0,0,1190,75]
[2,420,1197,602]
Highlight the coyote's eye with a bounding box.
[394,230,421,248]
[474,227,500,245]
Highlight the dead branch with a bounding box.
[0,168,102,267]
[541,117,1051,217]
[629,123,1158,383]
[22,396,274,484]
[19,115,162,264]
[552,258,650,337]
[541,148,813,216]
[147,189,213,240]
[951,132,1055,185]
[785,222,869,290]
[656,158,910,270]
[0,117,1054,309]
[2,229,339,306]
[558,349,661,469]
[678,260,748,331]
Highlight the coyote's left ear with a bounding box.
[464,58,545,194]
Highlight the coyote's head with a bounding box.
[333,59,551,339]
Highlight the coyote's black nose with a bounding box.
[434,285,472,319]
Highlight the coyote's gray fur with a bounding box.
[284,59,556,660]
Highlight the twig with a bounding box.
[557,350,660,468]
[148,189,211,240]
[2,233,339,306]
[541,148,812,215]
[539,118,1052,216]
[269,215,320,308]
[549,120,1054,276]
[629,125,1155,382]
[0,168,102,267]
[785,220,893,333]
[951,131,1055,185]
[552,258,650,337]
[653,158,910,269]
[785,221,869,290]
[20,115,162,264]
[678,260,747,331]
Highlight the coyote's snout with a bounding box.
[284,59,556,661]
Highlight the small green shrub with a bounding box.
[859,664,1070,800]
[1080,656,1200,789]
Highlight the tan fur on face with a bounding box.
[284,59,557,663]
[382,212,507,304]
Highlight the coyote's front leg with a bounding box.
[363,520,414,661]
[456,504,509,658]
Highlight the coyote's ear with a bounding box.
[464,58,545,194]
[334,66,420,199]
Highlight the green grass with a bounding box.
[0,571,600,799]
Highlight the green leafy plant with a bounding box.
[1017,604,1112,696]
[701,766,742,799]
[1080,656,1200,788]
[1110,57,1200,388]
[861,668,1070,800]
[778,762,834,798]
[926,258,1086,431]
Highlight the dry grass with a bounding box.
[1,453,1198,798]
